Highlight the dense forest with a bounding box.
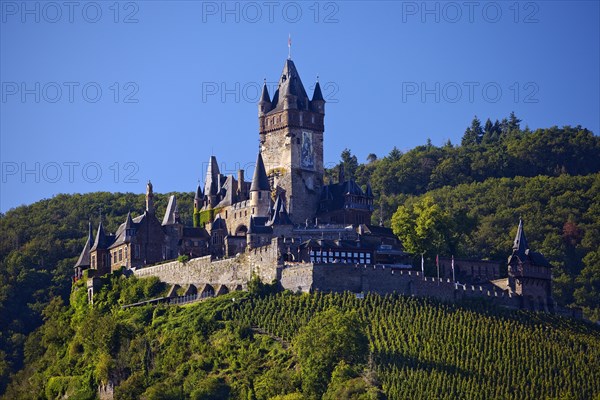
[4,275,600,399]
[1,113,599,395]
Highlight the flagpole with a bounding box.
[452,255,455,283]
[288,34,291,59]
[421,253,425,279]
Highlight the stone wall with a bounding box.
[134,239,282,289]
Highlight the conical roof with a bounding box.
[250,153,270,192]
[271,59,310,110]
[312,80,324,102]
[125,211,134,230]
[90,221,110,251]
[74,221,93,268]
[512,218,529,259]
[162,195,178,225]
[195,183,203,200]
[204,156,220,196]
[259,81,271,103]
[268,194,292,225]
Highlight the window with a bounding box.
[134,245,140,259]
[118,249,122,262]
[258,192,262,199]
[113,252,117,264]
[124,247,128,260]
[91,255,96,268]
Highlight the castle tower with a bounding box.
[507,219,554,311]
[89,220,111,275]
[250,152,271,217]
[146,180,154,214]
[203,156,220,209]
[73,221,94,279]
[193,182,203,227]
[258,58,325,225]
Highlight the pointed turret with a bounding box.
[512,218,529,260]
[90,220,108,251]
[204,156,221,208]
[74,221,93,269]
[271,59,310,111]
[125,211,133,229]
[250,153,270,192]
[194,182,203,210]
[250,152,271,217]
[365,183,374,198]
[258,80,272,116]
[146,180,154,214]
[162,195,179,225]
[268,194,293,226]
[310,79,325,114]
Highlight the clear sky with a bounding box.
[1,0,599,213]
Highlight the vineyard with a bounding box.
[224,292,600,400]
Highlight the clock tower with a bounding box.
[258,58,325,225]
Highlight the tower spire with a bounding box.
[288,34,291,60]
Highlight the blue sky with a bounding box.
[1,0,599,213]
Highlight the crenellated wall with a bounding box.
[133,251,575,316]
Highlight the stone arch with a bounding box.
[235,225,248,236]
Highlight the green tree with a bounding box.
[391,195,454,255]
[340,149,359,181]
[293,308,368,398]
[461,116,483,146]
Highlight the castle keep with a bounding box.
[74,55,569,315]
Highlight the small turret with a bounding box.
[74,221,94,274]
[204,156,220,209]
[310,78,325,114]
[194,182,203,210]
[258,79,272,116]
[250,152,271,217]
[124,211,135,237]
[146,181,154,214]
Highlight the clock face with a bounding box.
[301,131,314,170]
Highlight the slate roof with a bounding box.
[211,214,227,231]
[162,195,179,225]
[195,184,203,202]
[108,213,145,249]
[74,222,94,268]
[204,156,221,196]
[270,59,310,112]
[259,81,271,103]
[183,227,209,239]
[319,180,373,213]
[267,194,293,226]
[248,216,272,234]
[508,219,552,268]
[312,80,324,102]
[90,221,115,251]
[250,152,270,192]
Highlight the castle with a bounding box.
[74,55,573,316]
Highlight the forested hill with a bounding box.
[4,277,600,399]
[0,114,599,394]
